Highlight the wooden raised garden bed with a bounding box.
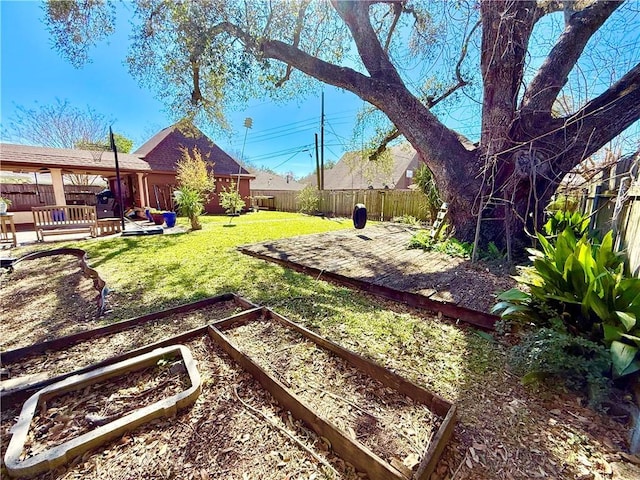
[2,299,456,479]
[209,308,456,480]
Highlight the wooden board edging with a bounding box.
[1,293,243,365]
[211,311,457,480]
[239,247,498,330]
[207,324,407,480]
[1,308,263,409]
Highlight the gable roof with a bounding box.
[304,143,419,190]
[135,124,251,176]
[0,143,151,173]
[250,169,304,190]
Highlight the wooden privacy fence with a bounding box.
[585,184,640,277]
[251,189,432,221]
[0,184,103,210]
[582,154,640,277]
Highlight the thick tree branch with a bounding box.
[548,61,640,168]
[275,0,311,88]
[520,1,622,118]
[369,128,401,161]
[330,0,404,85]
[480,0,537,156]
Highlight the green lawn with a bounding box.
[69,211,483,400]
[19,211,621,477]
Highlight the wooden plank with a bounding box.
[1,293,239,364]
[207,324,408,480]
[1,308,263,408]
[414,405,457,480]
[265,308,453,418]
[240,247,498,330]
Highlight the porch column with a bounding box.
[50,168,66,205]
[136,173,147,207]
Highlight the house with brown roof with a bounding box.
[300,143,420,190]
[249,169,304,191]
[0,123,253,225]
[134,123,253,214]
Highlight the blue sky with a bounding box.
[0,0,365,178]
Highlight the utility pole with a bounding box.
[109,127,125,231]
[315,133,321,190]
[320,91,325,190]
[237,117,253,192]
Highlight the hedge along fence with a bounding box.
[0,183,104,210]
[251,189,433,222]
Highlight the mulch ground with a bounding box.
[2,250,640,479]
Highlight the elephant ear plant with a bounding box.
[493,227,640,385]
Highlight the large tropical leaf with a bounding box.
[496,289,531,302]
[603,324,622,343]
[616,311,637,332]
[611,340,639,377]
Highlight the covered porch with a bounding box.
[0,144,154,227]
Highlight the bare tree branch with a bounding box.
[330,0,404,85]
[547,61,640,168]
[383,1,403,52]
[521,1,623,119]
[275,0,311,88]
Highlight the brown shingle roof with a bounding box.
[0,143,151,172]
[301,144,419,190]
[134,124,251,176]
[249,169,304,190]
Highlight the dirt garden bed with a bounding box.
[223,317,442,473]
[2,335,368,480]
[0,255,102,350]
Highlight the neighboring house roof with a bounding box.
[304,143,419,190]
[250,169,304,190]
[134,124,252,177]
[0,143,151,173]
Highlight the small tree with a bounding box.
[174,147,215,230]
[297,185,320,215]
[413,165,441,222]
[218,181,245,224]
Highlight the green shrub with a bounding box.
[412,165,441,221]
[408,232,472,258]
[297,185,320,214]
[508,328,611,407]
[493,228,640,378]
[174,186,204,230]
[547,194,581,214]
[480,241,505,261]
[543,210,590,239]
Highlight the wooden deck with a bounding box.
[240,224,516,329]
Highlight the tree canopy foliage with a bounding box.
[44,0,640,248]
